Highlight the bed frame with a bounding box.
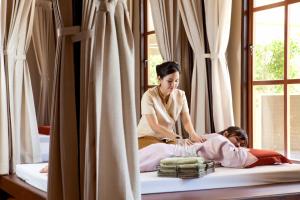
[1,175,300,200]
[0,175,46,200]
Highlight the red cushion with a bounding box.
[38,125,51,135]
[246,148,291,168]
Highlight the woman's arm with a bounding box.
[181,112,206,143]
[145,114,178,140]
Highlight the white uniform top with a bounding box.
[137,86,189,138]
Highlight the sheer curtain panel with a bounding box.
[203,0,234,131]
[79,0,98,199]
[32,0,56,125]
[178,0,208,133]
[47,0,80,199]
[149,0,180,61]
[6,0,41,168]
[0,0,9,175]
[87,0,140,199]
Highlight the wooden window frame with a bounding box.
[141,0,158,95]
[245,0,300,161]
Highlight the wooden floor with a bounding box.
[142,182,300,200]
[0,175,46,200]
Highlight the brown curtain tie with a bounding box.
[57,26,94,43]
[202,53,224,60]
[57,26,81,38]
[4,49,26,60]
[71,29,94,43]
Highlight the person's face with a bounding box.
[227,135,246,147]
[158,72,179,95]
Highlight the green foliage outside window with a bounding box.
[148,54,163,85]
[254,39,300,93]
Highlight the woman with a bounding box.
[139,126,257,172]
[137,61,206,149]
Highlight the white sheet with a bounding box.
[16,163,48,192]
[39,134,49,162]
[141,163,300,194]
[15,163,300,194]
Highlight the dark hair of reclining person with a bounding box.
[218,126,248,147]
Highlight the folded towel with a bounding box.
[177,163,206,169]
[158,172,177,177]
[160,157,205,165]
[159,163,177,169]
[158,157,215,179]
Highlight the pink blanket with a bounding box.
[139,133,257,172]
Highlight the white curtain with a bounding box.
[6,0,40,166]
[87,0,140,199]
[127,0,141,119]
[78,0,98,199]
[0,0,9,175]
[178,0,208,133]
[32,0,55,125]
[149,0,180,62]
[47,0,80,199]
[48,0,139,199]
[204,0,234,131]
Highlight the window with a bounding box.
[249,0,300,160]
[141,0,162,92]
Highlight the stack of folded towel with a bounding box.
[157,157,215,179]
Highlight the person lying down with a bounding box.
[139,126,258,172]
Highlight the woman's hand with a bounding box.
[190,134,206,143]
[175,138,194,145]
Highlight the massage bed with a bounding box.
[141,163,300,194]
[8,163,300,200]
[0,174,46,200]
[1,133,300,200]
[0,134,49,200]
[0,164,300,200]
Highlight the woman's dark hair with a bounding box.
[156,61,180,79]
[218,126,248,146]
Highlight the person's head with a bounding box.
[156,61,180,95]
[218,126,248,147]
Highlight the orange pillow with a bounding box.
[38,125,51,135]
[246,148,291,168]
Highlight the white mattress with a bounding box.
[15,163,300,194]
[39,135,50,162]
[16,163,48,192]
[141,163,300,194]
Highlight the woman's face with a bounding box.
[158,72,179,95]
[227,135,246,147]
